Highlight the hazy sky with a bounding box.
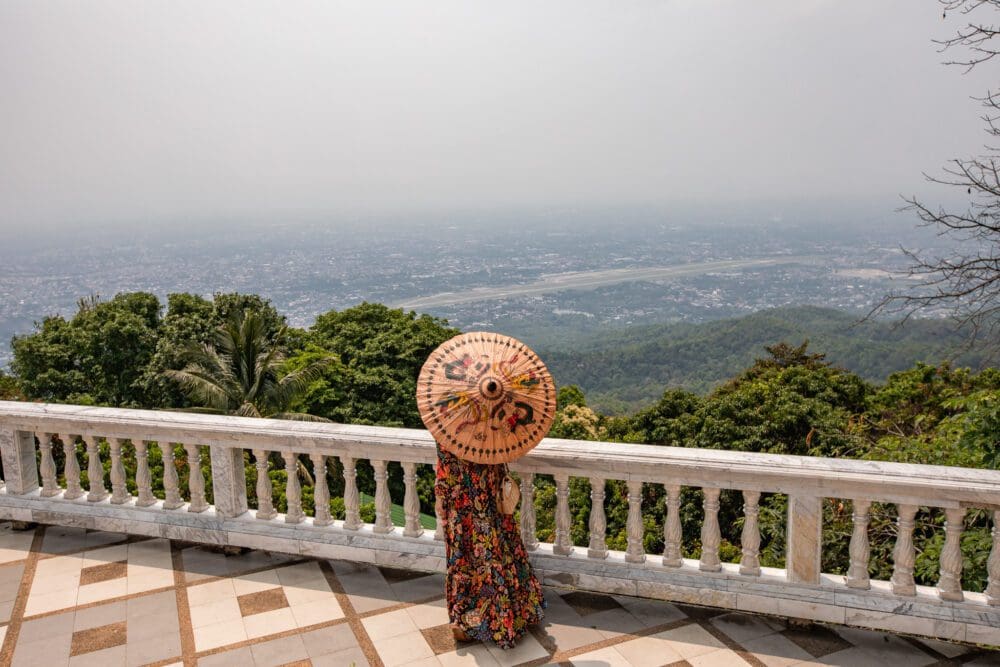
[0,1,994,233]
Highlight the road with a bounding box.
[394,256,815,310]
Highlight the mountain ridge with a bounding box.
[537,305,987,414]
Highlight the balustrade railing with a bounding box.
[0,401,999,644]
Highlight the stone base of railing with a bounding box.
[3,491,999,648]
[0,491,447,574]
[532,554,1000,647]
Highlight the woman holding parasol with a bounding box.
[417,332,553,649]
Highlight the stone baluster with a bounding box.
[209,443,248,519]
[700,487,722,572]
[986,510,1000,606]
[0,428,38,494]
[39,433,59,497]
[554,473,573,556]
[283,452,304,523]
[787,495,822,584]
[846,499,871,589]
[938,507,966,601]
[625,480,646,563]
[373,460,393,534]
[342,455,362,530]
[402,461,423,538]
[161,443,184,509]
[61,434,84,500]
[134,441,156,507]
[891,504,918,596]
[588,476,608,559]
[254,450,276,520]
[84,436,109,502]
[740,490,762,576]
[311,454,332,527]
[663,484,682,567]
[184,444,208,513]
[520,472,538,551]
[109,439,131,504]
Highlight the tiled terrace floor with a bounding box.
[0,523,997,667]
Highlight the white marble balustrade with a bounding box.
[1,400,1000,645]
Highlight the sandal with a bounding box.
[451,624,473,642]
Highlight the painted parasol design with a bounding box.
[417,332,556,464]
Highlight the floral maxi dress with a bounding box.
[435,445,546,648]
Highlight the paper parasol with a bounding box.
[417,332,556,464]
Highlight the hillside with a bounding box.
[538,306,988,414]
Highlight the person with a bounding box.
[434,443,546,649]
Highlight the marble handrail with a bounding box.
[1,401,998,506]
[1,400,1000,645]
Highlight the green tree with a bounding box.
[12,293,162,406]
[606,388,702,446]
[164,308,330,419]
[692,342,869,457]
[0,369,23,400]
[296,303,458,427]
[556,385,587,410]
[140,292,288,409]
[549,404,603,440]
[142,293,217,408]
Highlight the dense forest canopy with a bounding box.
[540,305,990,414]
[3,292,999,592]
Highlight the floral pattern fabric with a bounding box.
[435,444,546,649]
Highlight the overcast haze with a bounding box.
[0,1,993,235]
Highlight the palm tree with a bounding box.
[164,308,334,484]
[165,309,330,419]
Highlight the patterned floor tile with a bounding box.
[24,537,173,617]
[570,645,634,667]
[914,636,969,659]
[688,647,751,666]
[2,523,1000,667]
[405,598,450,630]
[70,620,128,656]
[16,591,182,667]
[811,627,940,667]
[187,560,342,651]
[195,645,254,666]
[780,623,852,658]
[709,611,785,644]
[377,629,438,666]
[248,633,310,667]
[0,525,36,565]
[311,646,371,667]
[180,544,298,583]
[610,632,686,667]
[485,633,549,667]
[0,562,25,622]
[436,641,501,667]
[612,594,688,628]
[299,623,363,658]
[343,561,445,600]
[562,591,626,617]
[741,631,814,667]
[533,618,605,653]
[68,643,126,667]
[644,623,727,661]
[40,527,126,555]
[363,607,419,641]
